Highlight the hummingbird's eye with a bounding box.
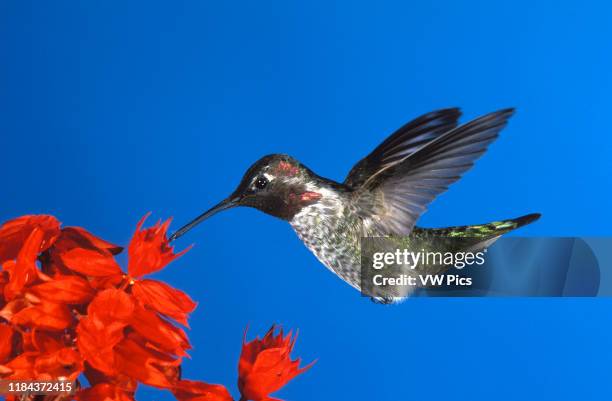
[255,177,268,190]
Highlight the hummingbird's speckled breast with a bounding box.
[289,187,368,291]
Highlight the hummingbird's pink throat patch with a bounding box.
[300,191,322,202]
[288,191,322,207]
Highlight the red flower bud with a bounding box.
[238,325,314,401]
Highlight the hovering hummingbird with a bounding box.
[170,108,540,302]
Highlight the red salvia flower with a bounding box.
[0,213,314,401]
[128,213,190,278]
[238,325,314,401]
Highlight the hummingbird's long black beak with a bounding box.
[169,196,240,242]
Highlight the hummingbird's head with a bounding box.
[169,154,323,241]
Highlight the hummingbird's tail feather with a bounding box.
[410,213,541,256]
[507,212,542,229]
[436,212,542,239]
[362,213,541,304]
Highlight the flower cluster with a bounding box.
[0,214,313,400]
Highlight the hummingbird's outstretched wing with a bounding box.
[344,108,461,189]
[349,108,515,236]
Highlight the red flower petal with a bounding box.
[0,298,28,322]
[3,228,45,300]
[21,329,65,354]
[132,279,197,326]
[60,248,123,277]
[173,379,234,401]
[88,288,135,324]
[76,317,125,376]
[34,347,83,380]
[46,226,122,276]
[0,323,16,363]
[76,383,135,401]
[127,214,190,278]
[129,303,191,356]
[11,302,73,331]
[59,226,123,255]
[113,335,181,389]
[76,289,135,375]
[89,274,125,291]
[0,270,7,304]
[0,215,60,264]
[1,352,38,379]
[238,326,314,401]
[82,364,138,392]
[28,275,95,304]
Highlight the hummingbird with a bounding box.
[170,108,540,302]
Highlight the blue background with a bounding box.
[2,1,612,400]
